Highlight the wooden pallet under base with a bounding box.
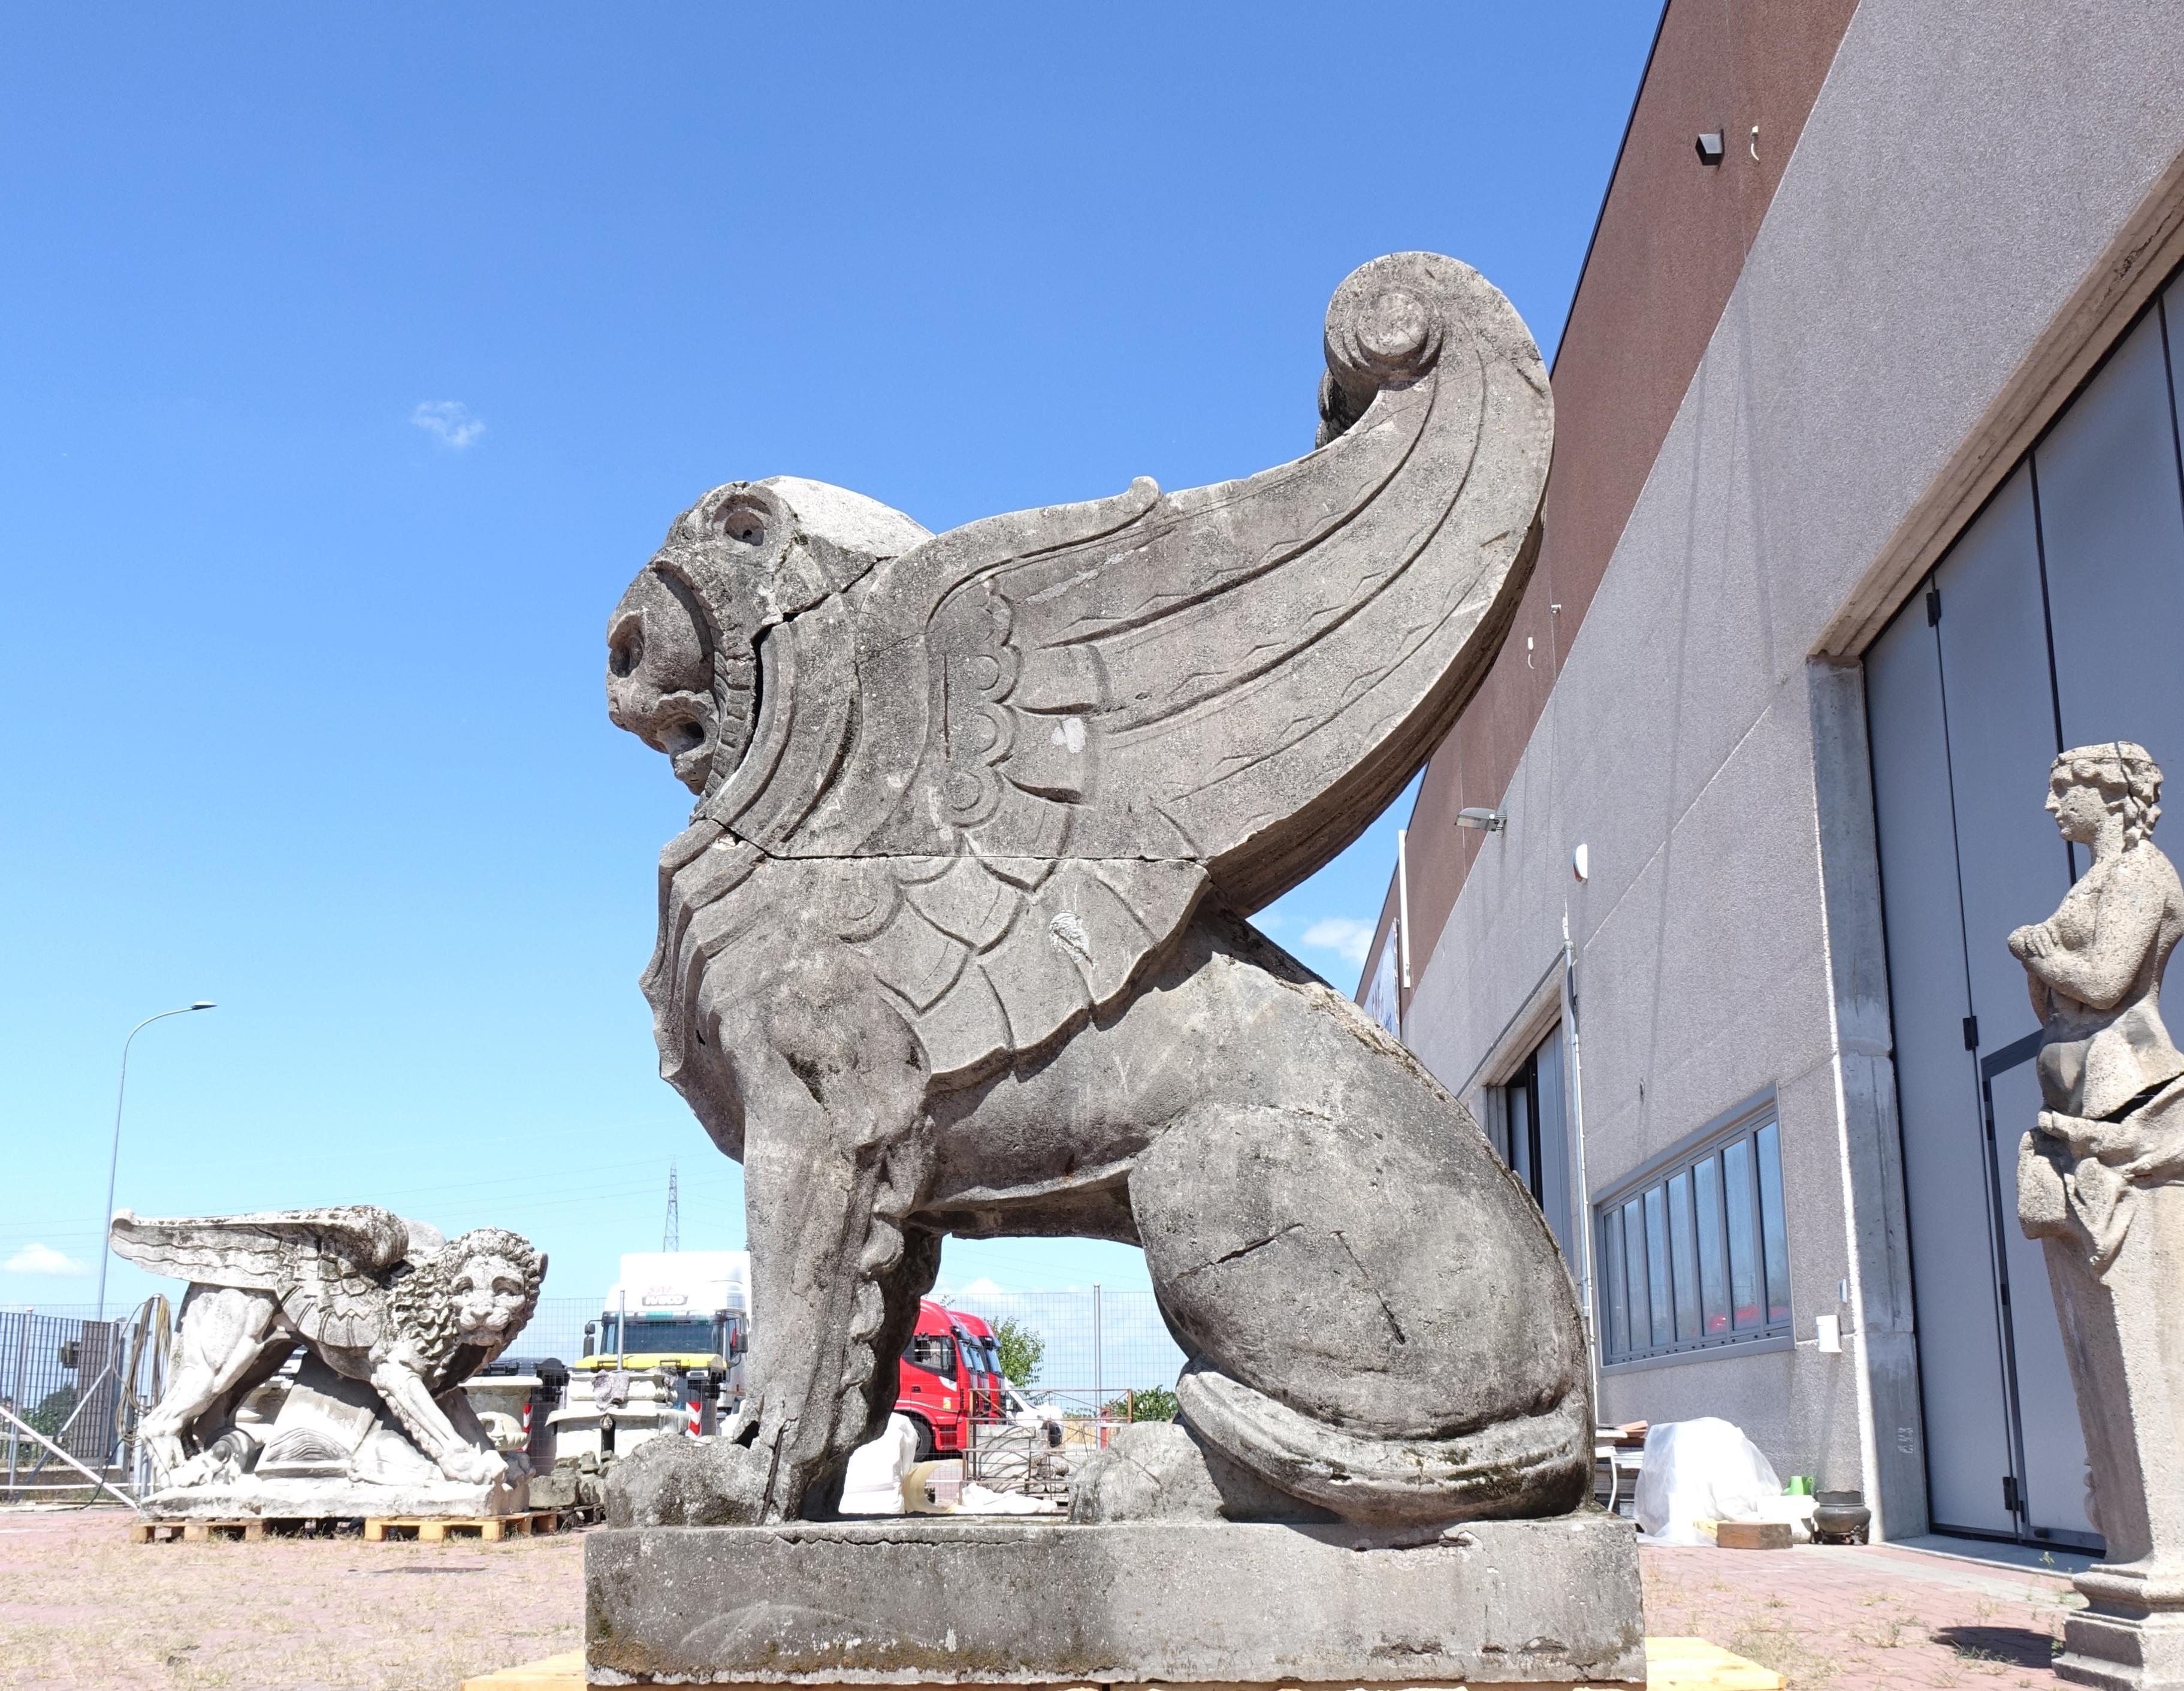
[131,1509,560,1544]
[364,1510,560,1542]
[133,1519,274,1544]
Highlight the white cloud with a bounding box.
[1299,916,1375,968]
[411,399,486,448]
[957,1276,1005,1296]
[5,1243,90,1276]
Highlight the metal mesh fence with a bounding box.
[938,1289,1186,1409]
[502,1299,594,1369]
[1,1309,128,1493]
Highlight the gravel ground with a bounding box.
[0,1506,581,1691]
[0,1505,2089,1691]
[1644,1540,2083,1689]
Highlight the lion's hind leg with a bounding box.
[1128,1091,1593,1526]
[145,1284,289,1482]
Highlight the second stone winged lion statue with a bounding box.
[603,252,1588,1527]
[111,1206,545,1487]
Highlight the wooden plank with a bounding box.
[129,1521,154,1544]
[479,1518,506,1542]
[418,1520,448,1543]
[1647,1635,1785,1690]
[363,1519,388,1542]
[237,1520,265,1542]
[458,1649,584,1690]
[1713,1520,1793,1551]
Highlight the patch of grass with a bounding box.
[1930,1626,2063,1670]
[1851,1613,1916,1649]
[1728,1617,1839,1689]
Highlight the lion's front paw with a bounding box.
[439,1446,506,1486]
[606,1436,769,1526]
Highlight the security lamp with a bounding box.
[1695,132,1725,166]
[1456,807,1505,834]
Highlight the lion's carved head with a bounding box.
[387,1227,546,1378]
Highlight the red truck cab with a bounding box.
[894,1299,1004,1459]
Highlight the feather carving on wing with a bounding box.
[108,1206,422,1354]
[614,253,1550,1085]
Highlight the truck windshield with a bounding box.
[609,1318,719,1354]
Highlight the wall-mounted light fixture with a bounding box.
[1457,807,1505,834]
[1572,843,1590,883]
[1695,131,1725,167]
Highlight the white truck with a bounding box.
[534,1251,751,1509]
[588,1250,751,1376]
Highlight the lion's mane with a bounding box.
[385,1227,547,1378]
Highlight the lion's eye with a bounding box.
[709,498,768,549]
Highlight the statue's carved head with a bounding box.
[2050,742,2164,850]
[607,477,931,800]
[391,1227,546,1370]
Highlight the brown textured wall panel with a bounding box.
[1367,0,1862,1016]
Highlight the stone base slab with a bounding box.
[2058,1608,2184,1690]
[146,1472,530,1520]
[584,1516,1644,1687]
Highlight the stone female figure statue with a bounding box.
[2012,741,2184,1270]
[2010,741,2184,1690]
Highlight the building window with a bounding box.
[1502,1042,1548,1203]
[1491,1024,1573,1266]
[1597,1115,1789,1365]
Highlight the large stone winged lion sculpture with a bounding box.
[111,1206,544,1488]
[603,252,1587,1528]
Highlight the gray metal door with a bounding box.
[1868,476,2028,1541]
[1930,467,2093,1546]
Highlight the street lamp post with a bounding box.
[95,1002,215,1322]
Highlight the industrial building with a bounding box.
[1356,0,2184,1550]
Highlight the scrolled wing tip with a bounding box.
[1318,252,1539,445]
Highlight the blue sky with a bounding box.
[0,4,1657,1315]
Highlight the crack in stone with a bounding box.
[1193,1221,1306,1273]
[1334,1227,1408,1345]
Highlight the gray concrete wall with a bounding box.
[1404,0,2184,1535]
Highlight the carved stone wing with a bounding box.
[929,251,1551,913]
[108,1206,417,1354]
[656,252,1548,1083]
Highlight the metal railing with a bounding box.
[2,1300,170,1501]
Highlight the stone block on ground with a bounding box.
[585,1515,1644,1686]
[144,1472,530,1520]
